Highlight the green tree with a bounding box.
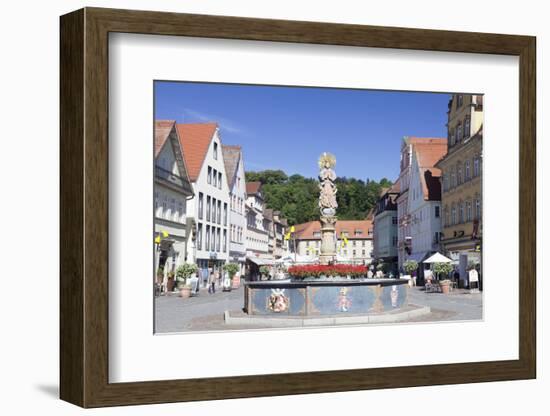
[245,169,392,226]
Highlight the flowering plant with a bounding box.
[287,264,368,279]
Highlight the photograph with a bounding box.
[153,81,483,333]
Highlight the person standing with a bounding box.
[208,269,216,294]
[202,267,208,289]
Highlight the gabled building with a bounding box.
[373,182,400,273]
[177,123,230,277]
[436,94,484,287]
[405,139,447,277]
[291,220,373,265]
[396,137,446,269]
[245,181,271,260]
[222,144,247,275]
[154,120,194,279]
[272,210,288,259]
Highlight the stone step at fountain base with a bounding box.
[224,304,431,328]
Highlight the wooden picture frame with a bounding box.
[60,7,536,408]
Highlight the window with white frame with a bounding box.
[206,196,211,222]
[178,201,185,223]
[197,223,203,250]
[474,158,480,177]
[451,204,457,225]
[459,202,464,223]
[213,142,218,160]
[475,197,481,220]
[464,116,471,139]
[466,200,472,222]
[457,123,463,143]
[154,191,160,218]
[465,160,471,180]
[207,166,212,184]
[198,192,204,219]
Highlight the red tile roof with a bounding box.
[154,120,176,157]
[412,139,447,201]
[176,123,218,182]
[294,220,373,240]
[246,181,262,195]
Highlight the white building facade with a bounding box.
[245,182,271,259]
[177,123,230,278]
[154,120,194,281]
[405,140,447,279]
[222,145,247,274]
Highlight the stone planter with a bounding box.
[179,286,192,298]
[440,280,451,294]
[232,275,240,289]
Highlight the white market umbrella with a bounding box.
[423,252,453,264]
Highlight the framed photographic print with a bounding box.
[60,7,536,408]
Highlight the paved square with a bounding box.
[154,285,482,333]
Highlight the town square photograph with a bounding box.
[153,81,483,333]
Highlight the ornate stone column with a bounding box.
[318,153,338,265]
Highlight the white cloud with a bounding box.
[181,108,248,135]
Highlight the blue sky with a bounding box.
[155,81,450,181]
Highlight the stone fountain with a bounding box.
[240,154,413,319]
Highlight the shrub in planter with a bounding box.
[223,263,239,291]
[259,265,271,279]
[176,263,198,297]
[403,260,418,275]
[433,262,454,281]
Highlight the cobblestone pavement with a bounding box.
[154,284,483,333]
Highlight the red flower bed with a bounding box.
[288,264,368,279]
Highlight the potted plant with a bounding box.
[259,265,270,280]
[224,263,240,290]
[433,262,454,294]
[403,260,418,287]
[175,263,199,298]
[166,271,175,292]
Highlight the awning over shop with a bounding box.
[246,257,275,266]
